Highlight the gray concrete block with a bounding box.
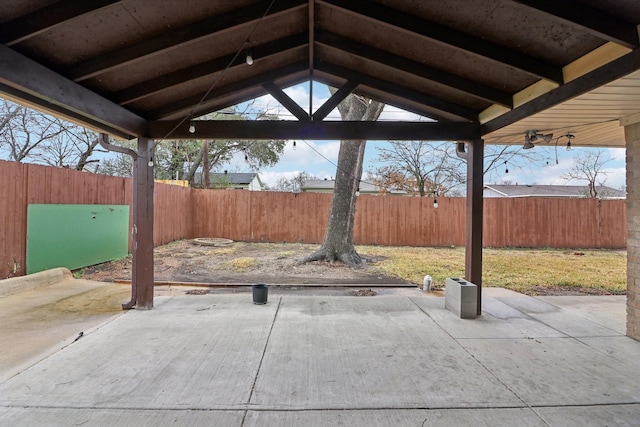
[445,278,477,319]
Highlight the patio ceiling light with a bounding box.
[523,130,553,149]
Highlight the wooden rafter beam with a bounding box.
[147,62,309,120]
[308,0,315,116]
[316,31,513,108]
[481,47,640,134]
[0,44,146,139]
[65,0,306,82]
[320,0,563,84]
[261,81,310,121]
[513,0,639,49]
[0,0,122,46]
[147,120,481,141]
[113,33,308,105]
[316,62,479,122]
[312,80,359,121]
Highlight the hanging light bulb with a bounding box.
[566,140,572,151]
[245,49,253,66]
[188,121,196,134]
[433,198,439,209]
[292,140,297,151]
[504,161,509,174]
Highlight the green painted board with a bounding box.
[27,204,129,274]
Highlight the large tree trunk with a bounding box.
[302,93,384,268]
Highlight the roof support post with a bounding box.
[624,119,640,340]
[127,137,155,310]
[465,139,484,315]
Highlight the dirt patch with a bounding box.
[49,285,131,315]
[524,285,624,297]
[352,289,377,296]
[80,240,411,286]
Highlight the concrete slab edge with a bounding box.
[113,280,415,288]
[0,267,73,297]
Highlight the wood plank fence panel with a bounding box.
[1,162,134,277]
[483,198,626,248]
[298,192,331,243]
[433,197,466,247]
[154,183,192,246]
[599,199,626,248]
[260,192,299,242]
[354,195,385,245]
[191,190,252,241]
[0,160,629,279]
[0,161,28,278]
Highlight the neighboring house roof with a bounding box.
[209,172,261,185]
[484,184,625,199]
[194,172,264,190]
[302,179,406,195]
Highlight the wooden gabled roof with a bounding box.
[1,1,640,145]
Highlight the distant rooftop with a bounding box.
[302,179,406,194]
[209,172,260,185]
[484,184,625,199]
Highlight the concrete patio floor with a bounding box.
[0,284,638,426]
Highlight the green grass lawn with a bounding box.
[359,246,627,295]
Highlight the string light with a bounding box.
[433,198,439,209]
[554,132,575,163]
[188,121,196,134]
[245,49,253,66]
[504,160,509,174]
[292,140,297,150]
[157,0,276,141]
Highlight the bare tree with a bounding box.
[0,101,66,162]
[368,141,464,196]
[561,149,612,198]
[36,126,103,170]
[302,93,384,268]
[273,171,320,192]
[0,99,105,170]
[71,128,103,171]
[94,139,136,177]
[0,100,21,135]
[367,140,548,196]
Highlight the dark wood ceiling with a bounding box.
[1,0,640,141]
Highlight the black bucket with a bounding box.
[252,284,269,304]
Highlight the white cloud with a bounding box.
[608,147,626,161]
[603,166,626,190]
[278,140,340,168]
[379,105,425,122]
[259,170,303,188]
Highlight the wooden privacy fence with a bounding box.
[193,191,626,249]
[0,160,627,278]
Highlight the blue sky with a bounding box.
[0,82,626,191]
[220,82,627,191]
